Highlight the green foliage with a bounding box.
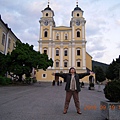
[0,41,53,82]
[92,60,108,73]
[33,78,37,83]
[104,80,120,102]
[24,77,31,84]
[106,56,120,80]
[0,53,8,76]
[23,77,37,84]
[106,60,116,80]
[93,66,106,82]
[0,76,12,85]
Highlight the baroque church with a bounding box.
[36,1,92,83]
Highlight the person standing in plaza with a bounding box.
[52,67,94,114]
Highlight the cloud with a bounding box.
[86,22,103,37]
[116,19,120,25]
[92,51,105,59]
[0,0,42,49]
[87,36,106,52]
[117,44,120,49]
[108,2,120,11]
[0,0,120,64]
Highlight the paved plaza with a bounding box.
[0,82,107,120]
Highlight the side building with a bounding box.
[0,15,20,55]
[36,3,93,83]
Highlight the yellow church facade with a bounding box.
[36,3,92,83]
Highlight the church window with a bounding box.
[77,13,79,17]
[46,13,48,16]
[77,61,81,67]
[77,49,80,56]
[2,33,5,46]
[64,61,68,67]
[56,49,59,56]
[44,49,47,54]
[77,31,80,37]
[76,59,81,67]
[42,74,46,78]
[44,31,48,37]
[64,49,68,56]
[56,62,59,67]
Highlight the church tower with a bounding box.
[37,1,92,82]
[38,1,55,60]
[70,1,86,70]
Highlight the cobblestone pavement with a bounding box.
[0,82,107,120]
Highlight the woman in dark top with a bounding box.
[52,67,94,114]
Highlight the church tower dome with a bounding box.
[42,0,54,17]
[74,4,82,11]
[44,5,52,11]
[72,1,84,17]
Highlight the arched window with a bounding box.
[64,49,68,56]
[77,13,79,17]
[77,61,81,67]
[56,62,59,67]
[56,49,59,56]
[55,60,59,67]
[76,60,81,67]
[44,50,47,54]
[46,13,48,16]
[44,31,48,37]
[76,48,80,56]
[43,48,48,54]
[64,61,68,67]
[42,74,47,78]
[77,31,80,37]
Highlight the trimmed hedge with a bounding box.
[104,80,120,102]
[0,76,12,85]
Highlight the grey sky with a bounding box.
[0,0,120,64]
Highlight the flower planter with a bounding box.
[100,101,120,120]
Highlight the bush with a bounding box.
[104,80,120,102]
[0,76,12,85]
[24,77,31,84]
[33,78,37,83]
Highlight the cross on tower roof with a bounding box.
[76,0,78,7]
[48,0,50,7]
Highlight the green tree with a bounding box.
[115,56,120,79]
[6,41,53,81]
[0,52,5,76]
[106,56,120,80]
[106,60,116,80]
[93,66,106,82]
[0,53,9,76]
